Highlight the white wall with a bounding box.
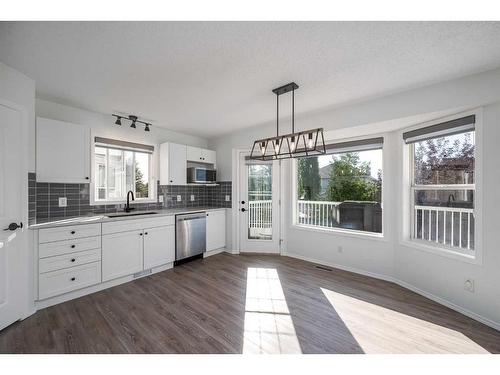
[208,67,500,329]
[34,98,209,172]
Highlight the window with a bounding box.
[93,137,154,202]
[405,115,476,255]
[295,138,383,235]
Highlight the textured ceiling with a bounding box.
[1,21,500,138]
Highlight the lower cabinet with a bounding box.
[102,230,144,282]
[144,225,175,269]
[102,222,175,282]
[206,210,226,251]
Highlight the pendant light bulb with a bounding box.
[130,121,136,129]
[274,139,281,153]
[260,141,266,155]
[144,123,150,132]
[115,116,122,126]
[290,136,296,152]
[307,132,314,149]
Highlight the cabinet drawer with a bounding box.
[39,236,101,258]
[39,223,101,243]
[38,261,101,300]
[39,249,101,274]
[102,216,174,235]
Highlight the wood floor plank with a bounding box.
[1,253,499,354]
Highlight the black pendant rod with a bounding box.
[292,87,295,134]
[276,94,279,137]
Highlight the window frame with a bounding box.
[291,136,385,239]
[90,136,157,205]
[402,109,483,264]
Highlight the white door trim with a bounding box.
[233,148,282,254]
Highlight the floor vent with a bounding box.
[315,265,333,271]
[133,269,152,278]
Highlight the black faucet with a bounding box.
[125,190,135,212]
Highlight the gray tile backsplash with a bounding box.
[28,172,231,223]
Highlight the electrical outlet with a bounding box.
[337,245,343,253]
[158,195,164,203]
[225,195,230,202]
[176,195,182,202]
[190,195,195,201]
[464,278,475,293]
[58,197,67,207]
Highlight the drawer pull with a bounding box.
[71,231,76,235]
[71,277,76,281]
[71,245,76,248]
[139,233,143,236]
[71,258,76,262]
[145,232,148,235]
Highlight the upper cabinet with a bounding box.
[186,146,216,165]
[160,142,187,185]
[36,117,90,183]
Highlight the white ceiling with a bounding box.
[1,21,500,138]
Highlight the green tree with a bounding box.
[298,157,320,200]
[326,153,379,202]
[135,162,149,198]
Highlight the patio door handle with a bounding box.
[3,222,23,231]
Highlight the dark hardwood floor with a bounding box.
[1,253,499,353]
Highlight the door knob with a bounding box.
[241,208,246,212]
[3,222,23,231]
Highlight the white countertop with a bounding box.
[29,207,228,229]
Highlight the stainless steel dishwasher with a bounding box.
[175,212,206,264]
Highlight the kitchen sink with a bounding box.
[106,212,158,218]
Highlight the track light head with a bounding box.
[129,115,138,128]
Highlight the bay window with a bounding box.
[294,137,383,235]
[404,115,476,255]
[93,137,154,202]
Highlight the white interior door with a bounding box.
[239,153,280,253]
[0,103,28,331]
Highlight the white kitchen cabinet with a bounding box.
[160,142,187,185]
[102,230,144,282]
[36,117,90,183]
[144,225,175,269]
[202,149,216,165]
[186,146,216,165]
[206,210,226,251]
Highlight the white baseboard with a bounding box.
[284,252,500,332]
[204,248,226,258]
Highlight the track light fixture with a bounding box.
[112,113,152,132]
[249,82,326,160]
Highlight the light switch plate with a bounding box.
[190,195,195,201]
[177,195,182,202]
[225,195,230,202]
[158,195,164,203]
[58,197,67,207]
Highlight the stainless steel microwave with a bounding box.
[187,167,217,184]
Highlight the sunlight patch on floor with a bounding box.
[320,287,489,354]
[243,268,301,354]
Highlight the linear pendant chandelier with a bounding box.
[249,82,326,160]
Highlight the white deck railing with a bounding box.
[414,205,474,250]
[248,200,273,229]
[297,200,341,228]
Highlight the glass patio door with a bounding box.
[239,155,280,253]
